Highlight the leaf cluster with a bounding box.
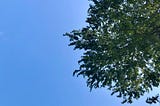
[64,0,160,104]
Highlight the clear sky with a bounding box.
[0,0,159,106]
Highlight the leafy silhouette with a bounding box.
[65,0,160,104]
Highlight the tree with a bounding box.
[64,0,160,104]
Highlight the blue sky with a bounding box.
[0,0,159,106]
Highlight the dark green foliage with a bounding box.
[64,0,160,104]
[146,94,160,104]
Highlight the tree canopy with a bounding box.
[64,0,160,104]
